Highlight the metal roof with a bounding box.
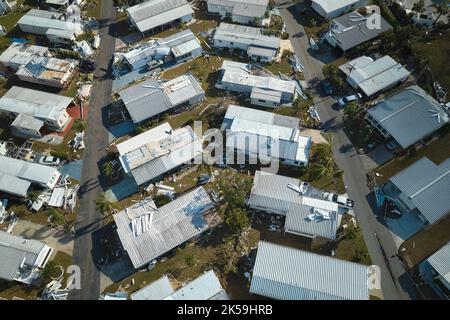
[117,122,203,185]
[247,46,278,58]
[222,105,311,164]
[0,230,49,281]
[329,11,392,51]
[366,85,449,148]
[340,55,410,96]
[127,0,193,33]
[214,23,280,50]
[250,241,370,300]
[0,42,49,68]
[113,187,214,268]
[11,113,44,131]
[166,270,229,300]
[250,87,282,103]
[0,86,72,122]
[209,0,268,18]
[312,0,365,14]
[389,157,450,224]
[248,171,339,239]
[16,56,76,84]
[18,10,82,35]
[131,275,174,300]
[427,242,450,284]
[0,172,31,197]
[0,155,61,190]
[119,74,204,123]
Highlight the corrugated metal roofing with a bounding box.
[366,85,449,148]
[341,55,410,96]
[0,172,31,197]
[113,187,214,268]
[214,23,280,50]
[0,42,49,68]
[330,12,392,51]
[119,74,204,124]
[250,87,282,103]
[131,275,174,300]
[250,241,369,300]
[0,86,72,122]
[313,0,364,14]
[389,157,450,224]
[248,171,339,239]
[0,231,47,281]
[209,0,268,18]
[247,46,278,59]
[127,0,193,33]
[222,105,311,164]
[18,10,82,35]
[427,242,450,283]
[11,113,44,131]
[166,270,229,300]
[0,155,61,190]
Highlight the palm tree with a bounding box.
[95,193,118,215]
[434,0,449,26]
[343,101,360,120]
[27,191,41,203]
[46,208,66,226]
[314,133,333,160]
[102,161,114,178]
[412,0,426,14]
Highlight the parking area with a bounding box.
[385,213,425,248]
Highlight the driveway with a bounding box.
[70,0,118,300]
[13,220,74,256]
[385,213,425,249]
[279,1,415,300]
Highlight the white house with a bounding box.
[311,0,368,19]
[248,171,346,239]
[17,9,83,44]
[0,42,49,71]
[119,74,205,124]
[116,122,203,186]
[213,23,280,62]
[208,0,269,26]
[221,105,311,167]
[0,155,61,197]
[127,0,194,34]
[338,55,410,97]
[0,231,53,284]
[216,60,298,105]
[0,86,72,134]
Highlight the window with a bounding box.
[258,99,266,103]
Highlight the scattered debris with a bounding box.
[69,131,85,151]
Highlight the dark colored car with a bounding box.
[321,80,333,95]
[79,59,96,72]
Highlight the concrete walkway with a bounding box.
[13,220,74,256]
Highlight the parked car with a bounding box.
[326,193,355,207]
[321,80,333,95]
[38,156,60,166]
[338,93,362,107]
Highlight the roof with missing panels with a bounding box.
[250,241,370,300]
[248,171,341,239]
[427,242,450,284]
[0,230,49,281]
[389,157,450,224]
[222,105,311,164]
[209,0,268,17]
[113,187,214,268]
[0,42,49,67]
[0,86,72,122]
[214,23,280,50]
[330,11,392,51]
[117,122,203,186]
[366,85,449,148]
[127,0,193,33]
[119,74,204,123]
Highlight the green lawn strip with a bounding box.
[372,133,450,185]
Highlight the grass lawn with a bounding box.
[296,4,330,38]
[334,216,372,265]
[415,32,450,94]
[0,251,72,300]
[265,56,293,76]
[372,132,450,185]
[84,0,102,19]
[399,215,450,269]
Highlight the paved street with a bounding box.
[69,1,117,300]
[279,1,415,300]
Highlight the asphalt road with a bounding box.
[69,1,117,300]
[278,1,415,300]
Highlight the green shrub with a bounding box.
[50,151,69,160]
